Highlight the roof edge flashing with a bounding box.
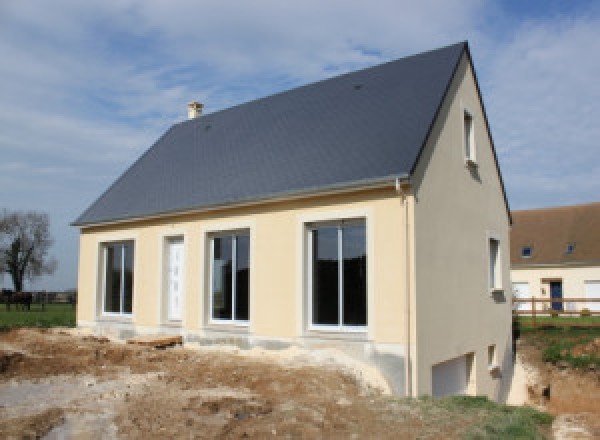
[73,174,408,229]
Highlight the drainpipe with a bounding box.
[395,177,413,397]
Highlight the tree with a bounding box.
[0,209,57,292]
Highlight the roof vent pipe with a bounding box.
[187,101,203,119]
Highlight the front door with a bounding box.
[167,239,184,321]
[550,281,563,311]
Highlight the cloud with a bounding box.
[481,9,600,209]
[1,0,598,289]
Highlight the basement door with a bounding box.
[167,239,184,321]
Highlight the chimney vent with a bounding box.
[187,101,203,119]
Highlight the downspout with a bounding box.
[395,177,413,397]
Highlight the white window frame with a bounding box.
[463,108,477,165]
[307,219,367,333]
[101,240,134,317]
[208,230,250,326]
[488,235,502,293]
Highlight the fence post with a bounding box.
[532,296,536,328]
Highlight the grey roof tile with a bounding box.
[74,42,467,226]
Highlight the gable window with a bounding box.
[521,246,532,258]
[210,231,250,323]
[489,237,502,291]
[463,110,476,164]
[566,243,576,254]
[102,241,134,315]
[308,220,367,330]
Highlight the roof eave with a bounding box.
[72,174,408,229]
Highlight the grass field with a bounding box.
[0,303,75,329]
[517,315,600,329]
[518,320,600,369]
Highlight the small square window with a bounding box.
[566,243,575,254]
[521,246,532,258]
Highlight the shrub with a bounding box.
[580,308,591,317]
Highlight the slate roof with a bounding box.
[75,42,469,226]
[511,202,600,266]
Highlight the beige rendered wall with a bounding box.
[411,54,512,401]
[77,187,409,352]
[511,265,600,311]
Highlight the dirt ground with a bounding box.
[0,328,597,439]
[515,337,600,439]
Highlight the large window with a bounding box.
[308,221,367,329]
[210,232,249,323]
[103,241,134,315]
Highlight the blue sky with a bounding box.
[1,0,599,291]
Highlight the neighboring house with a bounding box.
[511,202,600,313]
[73,42,512,400]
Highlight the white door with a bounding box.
[584,281,600,312]
[167,240,184,321]
[432,355,468,397]
[512,282,530,312]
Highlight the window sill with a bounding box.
[465,158,478,168]
[160,320,182,328]
[304,328,369,341]
[97,314,133,323]
[204,322,250,334]
[489,288,504,295]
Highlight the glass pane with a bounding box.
[123,242,134,314]
[212,236,232,319]
[342,224,367,326]
[312,227,339,325]
[104,244,122,313]
[489,239,499,289]
[235,234,250,321]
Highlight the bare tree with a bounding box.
[0,209,57,292]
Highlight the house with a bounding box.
[73,42,512,400]
[511,202,600,313]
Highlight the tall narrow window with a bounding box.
[211,232,250,323]
[464,110,476,163]
[489,237,501,291]
[103,241,134,315]
[310,221,367,329]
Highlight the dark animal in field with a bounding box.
[3,292,33,311]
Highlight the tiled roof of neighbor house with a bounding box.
[511,202,600,266]
[75,42,471,226]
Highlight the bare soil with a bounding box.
[0,328,596,439]
[516,338,600,439]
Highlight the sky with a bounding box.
[1,0,599,291]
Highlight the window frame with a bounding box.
[566,243,576,254]
[488,235,503,293]
[306,219,368,333]
[208,230,250,326]
[521,246,533,258]
[101,240,135,317]
[463,108,477,165]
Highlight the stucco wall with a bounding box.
[77,187,410,393]
[511,265,600,311]
[411,53,512,401]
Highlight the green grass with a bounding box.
[517,315,600,330]
[0,303,75,329]
[416,395,553,439]
[517,323,600,369]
